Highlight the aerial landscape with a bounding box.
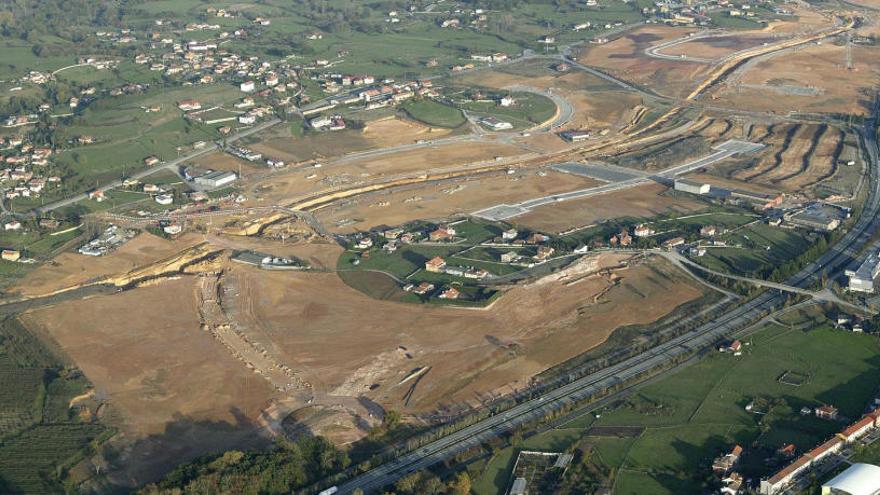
[2,0,880,494]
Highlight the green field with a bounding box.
[459,91,558,130]
[400,99,466,128]
[693,223,813,277]
[0,318,110,494]
[470,322,880,494]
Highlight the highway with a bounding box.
[333,98,880,494]
[26,118,281,217]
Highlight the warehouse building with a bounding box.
[674,178,711,195]
[194,170,237,189]
[821,463,880,495]
[846,251,880,293]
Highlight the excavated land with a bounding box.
[315,168,599,233]
[517,183,704,233]
[733,123,846,191]
[574,25,710,98]
[662,33,782,61]
[715,41,880,116]
[223,253,705,414]
[251,117,457,164]
[12,232,205,297]
[21,277,277,486]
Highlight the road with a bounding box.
[27,118,281,217]
[333,97,880,494]
[472,139,763,221]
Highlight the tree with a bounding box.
[448,472,471,495]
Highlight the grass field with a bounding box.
[693,223,813,277]
[470,323,880,494]
[459,91,558,130]
[400,99,466,128]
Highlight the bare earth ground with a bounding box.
[713,42,880,116]
[316,169,599,233]
[21,277,276,485]
[663,33,780,60]
[517,183,704,233]
[247,140,526,207]
[231,253,704,412]
[574,25,709,98]
[12,232,204,297]
[251,117,456,164]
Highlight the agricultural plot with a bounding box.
[691,223,813,277]
[471,324,880,495]
[0,318,108,494]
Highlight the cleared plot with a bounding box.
[714,42,880,116]
[574,25,709,98]
[223,253,703,415]
[517,183,703,233]
[22,276,276,486]
[316,169,599,233]
[11,232,205,297]
[661,33,780,61]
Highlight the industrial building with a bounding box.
[845,251,880,293]
[821,463,880,495]
[786,205,843,232]
[674,178,711,195]
[194,170,237,189]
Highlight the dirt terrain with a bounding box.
[21,277,277,485]
[714,41,880,116]
[13,232,205,297]
[663,33,781,60]
[518,183,704,233]
[252,117,457,164]
[316,169,599,233]
[574,25,709,98]
[228,252,704,413]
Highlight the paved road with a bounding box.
[332,98,880,494]
[28,118,281,217]
[472,139,763,221]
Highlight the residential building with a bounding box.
[815,405,839,420]
[662,237,686,249]
[534,245,555,261]
[178,99,202,111]
[439,287,460,299]
[480,116,513,131]
[502,228,518,240]
[429,227,456,242]
[501,251,519,263]
[633,224,655,237]
[240,80,255,92]
[425,256,446,273]
[1,249,21,261]
[712,445,743,474]
[155,193,174,205]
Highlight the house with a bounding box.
[238,114,256,124]
[178,99,202,111]
[425,256,447,273]
[429,227,456,242]
[662,237,686,249]
[777,444,796,458]
[689,246,707,257]
[815,405,839,420]
[499,95,515,107]
[1,249,21,262]
[240,81,255,92]
[155,194,174,205]
[525,233,549,244]
[144,155,161,166]
[464,268,489,279]
[412,282,435,295]
[143,183,161,193]
[479,116,513,131]
[502,228,518,240]
[501,251,519,263]
[721,472,743,495]
[700,225,718,237]
[712,445,743,473]
[534,245,555,261]
[439,287,460,299]
[634,224,655,237]
[38,218,59,229]
[88,190,105,202]
[4,221,21,231]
